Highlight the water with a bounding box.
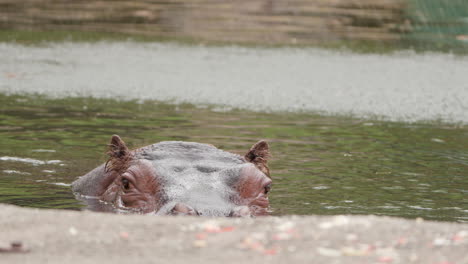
[0,92,467,222]
[1,41,467,222]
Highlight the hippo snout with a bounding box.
[165,202,252,217]
[170,203,198,216]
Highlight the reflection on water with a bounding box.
[1,94,467,222]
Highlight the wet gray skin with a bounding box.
[71,135,272,217]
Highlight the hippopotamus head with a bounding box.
[72,135,272,217]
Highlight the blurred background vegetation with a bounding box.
[0,0,467,52]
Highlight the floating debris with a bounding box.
[431,138,445,143]
[31,149,56,153]
[0,156,62,166]
[49,182,72,187]
[313,185,330,190]
[2,170,31,175]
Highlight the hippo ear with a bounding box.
[245,140,270,176]
[105,135,133,173]
[107,135,129,159]
[245,140,270,162]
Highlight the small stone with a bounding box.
[317,247,341,257]
[196,233,207,240]
[276,221,295,231]
[432,238,451,246]
[287,246,296,252]
[319,222,333,229]
[274,233,290,241]
[68,227,78,236]
[319,216,349,229]
[263,248,277,256]
[249,241,263,251]
[0,242,29,253]
[11,242,22,249]
[396,237,408,246]
[220,226,235,233]
[193,240,207,248]
[240,237,264,251]
[120,232,129,239]
[453,230,468,242]
[341,244,373,256]
[346,233,358,241]
[378,256,393,263]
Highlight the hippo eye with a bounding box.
[264,184,271,194]
[121,178,130,190]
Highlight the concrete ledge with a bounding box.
[1,204,467,263]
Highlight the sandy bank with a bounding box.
[1,204,467,263]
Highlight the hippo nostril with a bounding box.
[230,206,251,217]
[170,203,197,216]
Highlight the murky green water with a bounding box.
[1,93,466,222]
